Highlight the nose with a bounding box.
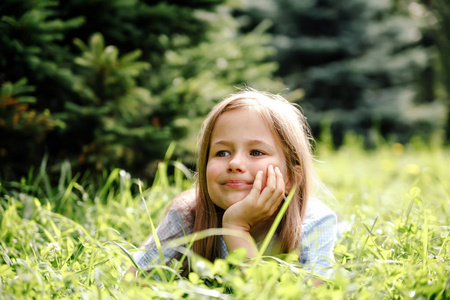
[227,153,246,173]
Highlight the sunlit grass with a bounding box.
[0,138,449,299]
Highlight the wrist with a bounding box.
[222,222,257,259]
[222,218,251,232]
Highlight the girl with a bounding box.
[131,89,337,277]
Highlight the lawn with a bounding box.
[0,138,449,299]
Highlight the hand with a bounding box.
[222,165,286,232]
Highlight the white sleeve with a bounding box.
[299,199,337,278]
[133,192,195,271]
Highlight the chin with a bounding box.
[225,195,248,207]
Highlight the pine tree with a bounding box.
[416,0,450,141]
[0,0,83,179]
[239,0,443,145]
[0,79,57,177]
[1,0,282,179]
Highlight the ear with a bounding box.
[285,165,302,193]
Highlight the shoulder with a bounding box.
[299,197,337,277]
[171,189,197,207]
[167,188,197,225]
[302,198,337,236]
[304,197,336,221]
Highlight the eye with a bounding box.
[250,150,265,156]
[216,150,230,157]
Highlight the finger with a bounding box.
[245,170,263,201]
[266,164,276,189]
[259,165,275,201]
[253,170,263,193]
[264,167,285,210]
[274,166,286,197]
[261,165,283,207]
[270,166,285,201]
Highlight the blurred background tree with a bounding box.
[0,0,282,180]
[412,0,450,141]
[1,0,449,181]
[237,0,446,146]
[1,0,83,178]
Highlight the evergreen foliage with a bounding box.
[415,0,450,141]
[0,79,58,176]
[0,0,281,179]
[238,0,446,145]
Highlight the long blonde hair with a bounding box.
[193,89,316,261]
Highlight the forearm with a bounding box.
[222,222,258,258]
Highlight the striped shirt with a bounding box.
[133,189,337,277]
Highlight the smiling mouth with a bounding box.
[223,180,253,188]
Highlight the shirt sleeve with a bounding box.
[299,198,337,278]
[133,190,196,271]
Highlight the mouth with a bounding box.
[223,180,253,188]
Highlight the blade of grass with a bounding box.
[109,241,146,277]
[15,259,44,291]
[357,216,378,261]
[58,160,72,194]
[138,179,166,281]
[33,154,53,199]
[164,142,176,162]
[437,231,449,258]
[169,228,194,282]
[63,240,85,267]
[98,169,120,203]
[76,258,110,274]
[54,173,80,214]
[170,160,193,181]
[156,162,169,190]
[445,270,450,298]
[257,187,296,260]
[422,205,428,270]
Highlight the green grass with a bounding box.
[0,138,449,299]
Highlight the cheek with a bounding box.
[261,171,268,190]
[206,160,220,178]
[205,167,214,191]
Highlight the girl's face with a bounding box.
[206,108,291,210]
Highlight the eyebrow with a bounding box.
[211,139,276,150]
